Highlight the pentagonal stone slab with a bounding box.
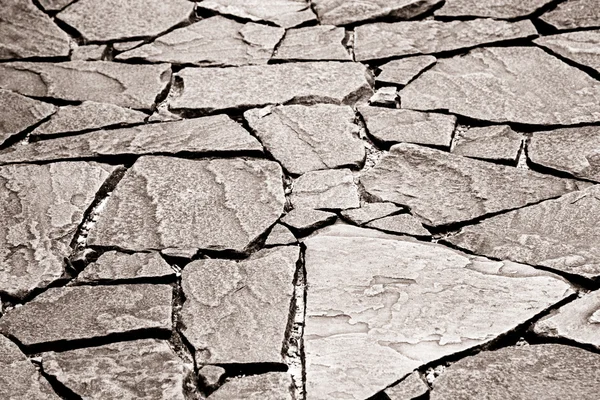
[207,372,294,399]
[272,26,351,61]
[76,251,174,284]
[291,169,359,210]
[452,125,523,164]
[539,0,600,31]
[376,56,437,87]
[435,0,554,19]
[0,89,56,146]
[534,30,600,75]
[198,0,316,28]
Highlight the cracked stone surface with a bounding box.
[304,224,573,400]
[341,202,403,225]
[245,104,364,175]
[265,224,297,246]
[0,89,56,146]
[280,208,337,235]
[539,0,600,31]
[429,344,600,400]
[273,26,351,61]
[365,213,431,237]
[534,30,600,75]
[292,169,360,210]
[76,251,175,284]
[384,371,429,400]
[117,16,284,67]
[207,372,294,399]
[354,19,536,61]
[369,87,398,107]
[71,45,107,61]
[38,0,77,12]
[435,0,554,19]
[198,0,316,28]
[199,365,226,390]
[376,55,437,87]
[452,125,523,163]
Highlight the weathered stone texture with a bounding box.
[199,365,226,390]
[452,125,522,163]
[376,55,436,87]
[385,371,429,400]
[71,44,106,61]
[369,87,398,108]
[38,0,77,12]
[341,202,402,225]
[365,213,431,237]
[435,0,554,18]
[280,209,337,235]
[265,224,297,246]
[0,89,56,146]
[534,30,600,74]
[207,372,294,400]
[539,0,600,30]
[76,251,174,283]
[273,26,351,61]
[198,0,316,28]
[292,169,360,210]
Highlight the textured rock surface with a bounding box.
[376,56,436,87]
[369,87,398,107]
[199,365,226,390]
[42,339,186,400]
[354,19,536,61]
[385,371,429,400]
[0,62,171,110]
[245,104,364,175]
[341,202,402,225]
[452,125,522,163]
[447,185,600,279]
[0,284,172,346]
[198,0,316,28]
[360,144,579,226]
[0,162,115,299]
[207,372,294,400]
[181,246,298,364]
[292,169,359,210]
[71,45,106,61]
[38,0,77,11]
[534,30,600,74]
[280,209,337,235]
[170,62,372,113]
[528,126,600,182]
[0,90,56,146]
[365,213,431,237]
[539,0,600,30]
[117,16,284,66]
[304,224,573,400]
[265,224,297,246]
[273,26,351,61]
[435,0,554,18]
[400,46,600,125]
[429,344,600,400]
[76,251,174,283]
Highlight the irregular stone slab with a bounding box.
[539,0,600,31]
[0,0,70,60]
[0,284,172,346]
[369,87,398,107]
[430,344,600,400]
[312,0,442,26]
[452,125,522,164]
[88,157,284,254]
[435,0,554,19]
[245,104,364,175]
[447,185,600,279]
[0,116,263,164]
[355,19,536,62]
[57,0,193,42]
[0,62,171,110]
[528,126,600,182]
[170,62,372,114]
[272,25,351,61]
[385,371,429,400]
[400,46,600,125]
[341,202,402,225]
[42,339,186,400]
[0,162,115,299]
[76,251,174,284]
[198,0,316,28]
[292,169,359,210]
[304,224,573,400]
[38,0,77,11]
[280,209,337,235]
[0,90,56,146]
[199,365,226,390]
[361,144,579,227]
[113,40,145,53]
[117,16,284,66]
[181,247,298,364]
[71,45,106,61]
[535,30,600,75]
[366,213,430,237]
[265,224,297,246]
[358,106,456,148]
[376,55,436,87]
[207,372,294,400]
[0,335,60,399]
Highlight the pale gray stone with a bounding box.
[76,251,174,284]
[272,25,351,61]
[400,46,600,125]
[366,213,431,237]
[341,202,402,225]
[304,224,573,400]
[71,45,106,61]
[369,87,398,107]
[355,19,536,61]
[199,365,226,390]
[292,169,360,210]
[117,16,284,66]
[452,125,522,163]
[245,104,364,175]
[385,371,429,400]
[88,157,285,254]
[0,284,172,346]
[539,0,600,31]
[535,30,600,75]
[361,143,579,226]
[199,0,315,28]
[265,224,297,246]
[0,62,171,110]
[376,55,437,87]
[113,40,145,53]
[430,344,600,400]
[280,209,337,235]
[207,372,294,400]
[0,90,56,146]
[435,0,554,18]
[38,0,77,11]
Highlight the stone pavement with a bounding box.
[0,0,599,399]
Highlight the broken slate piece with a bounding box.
[304,224,573,400]
[534,30,600,75]
[452,125,522,164]
[0,62,171,110]
[539,0,600,31]
[366,213,431,237]
[400,46,600,125]
[385,371,429,400]
[0,284,172,347]
[170,62,373,114]
[199,365,226,391]
[376,56,437,87]
[435,0,554,19]
[341,202,402,225]
[354,19,536,62]
[71,45,106,61]
[265,224,298,246]
[360,143,579,227]
[0,89,56,146]
[117,16,284,67]
[244,104,365,175]
[280,209,337,235]
[0,162,115,299]
[207,372,294,400]
[42,339,187,400]
[88,156,285,254]
[292,169,360,210]
[181,246,299,364]
[272,25,351,61]
[76,251,174,284]
[369,87,398,107]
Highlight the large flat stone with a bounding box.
[88,156,285,254]
[207,372,294,400]
[452,125,523,164]
[376,55,437,87]
[304,224,573,400]
[272,26,351,61]
[292,169,359,210]
[446,186,600,279]
[198,0,316,28]
[245,104,364,175]
[435,0,554,18]
[0,90,56,146]
[169,62,372,114]
[0,162,115,299]
[354,19,536,61]
[181,246,298,364]
[76,251,175,284]
[534,30,600,75]
[117,16,284,66]
[539,0,600,30]
[400,46,600,125]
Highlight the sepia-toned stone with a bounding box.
[76,251,174,284]
[376,55,436,87]
[71,45,106,61]
[198,0,316,28]
[207,372,294,400]
[38,0,77,11]
[452,125,522,163]
[369,87,398,107]
[534,30,600,75]
[385,371,429,400]
[272,25,351,61]
[199,365,226,390]
[341,202,402,225]
[292,169,360,210]
[280,209,337,235]
[0,89,56,146]
[435,0,554,19]
[366,213,431,237]
[265,224,297,246]
[539,0,600,31]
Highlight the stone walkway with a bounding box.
[1,0,599,399]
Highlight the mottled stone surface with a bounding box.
[292,169,359,210]
[452,125,522,163]
[400,46,600,125]
[355,19,536,61]
[341,202,402,225]
[89,157,284,254]
[198,0,316,28]
[76,251,174,283]
[207,372,294,400]
[0,90,56,146]
[376,56,436,87]
[199,365,226,390]
[435,0,554,18]
[0,162,114,299]
[38,0,77,11]
[273,26,351,61]
[42,339,186,400]
[535,30,600,74]
[366,213,430,237]
[539,0,600,30]
[528,126,600,182]
[71,45,106,61]
[181,247,298,364]
[447,186,600,279]
[117,16,284,66]
[385,371,429,400]
[358,106,456,148]
[265,224,297,246]
[430,344,600,400]
[0,62,171,110]
[369,87,398,107]
[361,144,579,226]
[57,0,194,41]
[0,284,172,346]
[304,224,572,400]
[280,209,337,235]
[245,104,364,175]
